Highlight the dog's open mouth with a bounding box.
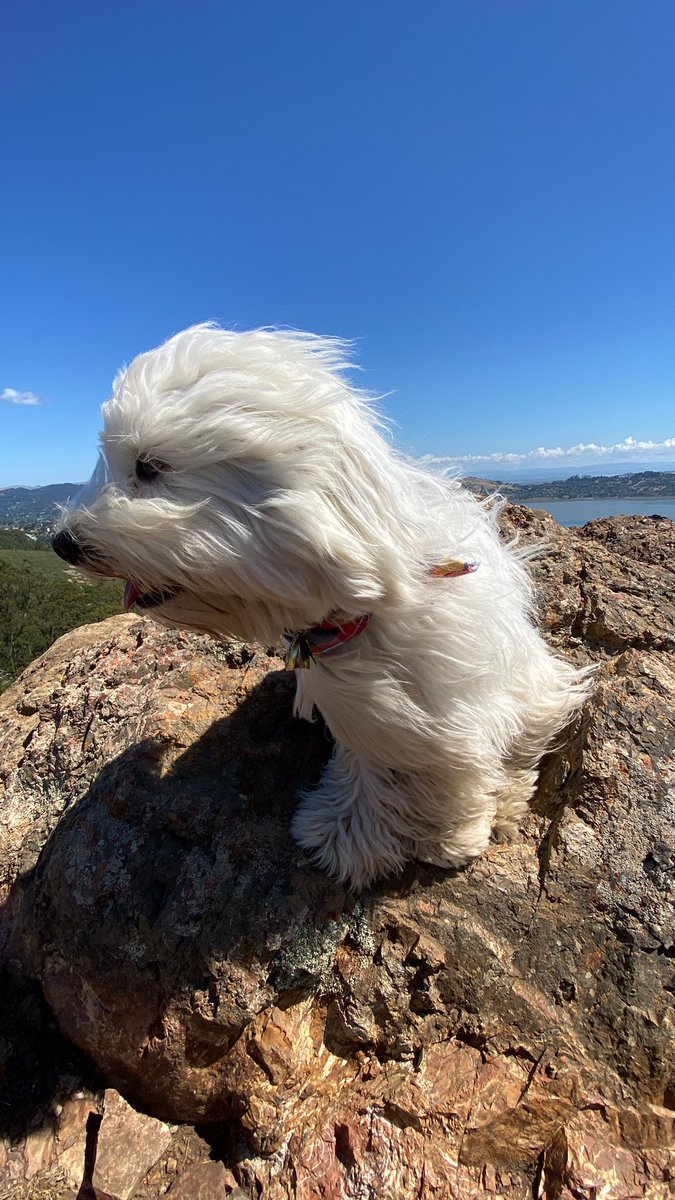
[123,581,180,612]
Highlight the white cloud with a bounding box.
[421,435,675,471]
[1,387,42,406]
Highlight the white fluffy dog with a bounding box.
[54,325,591,890]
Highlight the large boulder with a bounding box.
[1,508,673,1199]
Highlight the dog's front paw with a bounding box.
[291,790,409,891]
[411,813,493,870]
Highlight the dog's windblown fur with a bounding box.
[55,325,592,889]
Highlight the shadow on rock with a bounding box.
[0,965,102,1141]
[9,669,356,1121]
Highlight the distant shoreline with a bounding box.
[522,493,675,503]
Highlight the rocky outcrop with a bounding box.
[0,508,673,1199]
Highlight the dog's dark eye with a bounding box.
[135,457,167,483]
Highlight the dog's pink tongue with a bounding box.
[123,581,140,612]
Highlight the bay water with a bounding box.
[521,498,675,527]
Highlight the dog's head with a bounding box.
[53,324,416,642]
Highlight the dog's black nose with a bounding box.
[52,529,84,565]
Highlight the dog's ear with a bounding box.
[320,540,414,611]
[310,467,419,611]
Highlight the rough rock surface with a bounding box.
[0,508,673,1199]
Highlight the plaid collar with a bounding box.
[283,558,478,670]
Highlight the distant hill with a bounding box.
[464,469,675,500]
[0,483,80,531]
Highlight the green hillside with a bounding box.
[0,551,124,693]
[0,549,77,579]
[0,528,51,551]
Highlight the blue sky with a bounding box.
[2,1,675,486]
